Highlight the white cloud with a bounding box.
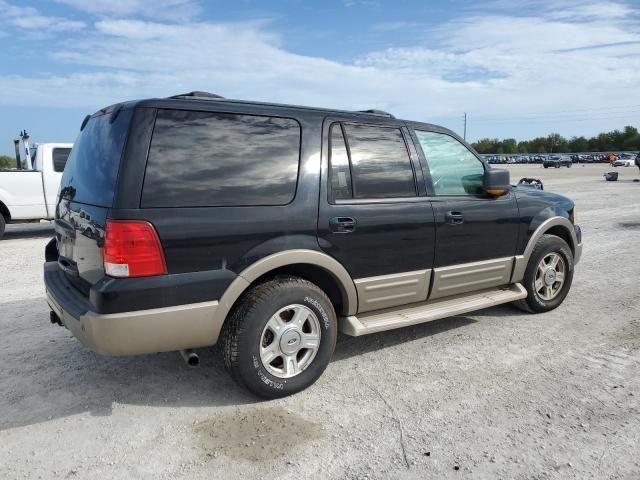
[1,0,639,141]
[54,0,200,19]
[0,0,85,32]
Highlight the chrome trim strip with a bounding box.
[355,269,430,313]
[341,283,527,336]
[511,216,580,283]
[430,257,513,299]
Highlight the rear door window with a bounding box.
[61,109,133,207]
[52,148,71,172]
[142,109,301,208]
[329,123,416,200]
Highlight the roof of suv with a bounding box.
[97,91,458,139]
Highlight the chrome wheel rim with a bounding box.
[535,252,566,301]
[259,304,321,379]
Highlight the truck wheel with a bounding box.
[515,234,574,313]
[222,276,337,398]
[0,215,5,240]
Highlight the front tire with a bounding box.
[221,277,337,398]
[0,215,5,240]
[515,234,574,313]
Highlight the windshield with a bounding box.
[61,109,133,207]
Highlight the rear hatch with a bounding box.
[55,107,133,290]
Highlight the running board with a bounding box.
[340,283,527,336]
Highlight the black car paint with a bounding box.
[48,97,576,316]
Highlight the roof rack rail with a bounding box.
[169,91,225,100]
[356,109,395,118]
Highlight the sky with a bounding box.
[0,0,639,154]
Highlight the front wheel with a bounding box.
[0,215,5,240]
[221,277,337,398]
[515,234,574,313]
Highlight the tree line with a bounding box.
[472,125,640,154]
[0,155,16,169]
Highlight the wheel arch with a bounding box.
[211,249,357,343]
[511,216,579,283]
[0,199,11,222]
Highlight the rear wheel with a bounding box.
[0,215,5,240]
[515,234,574,313]
[222,277,337,398]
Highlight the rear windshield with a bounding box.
[61,109,133,207]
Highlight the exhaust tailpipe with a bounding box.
[49,311,63,326]
[179,349,200,368]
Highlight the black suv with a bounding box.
[543,155,572,168]
[45,92,582,398]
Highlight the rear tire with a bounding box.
[221,276,337,398]
[0,215,5,240]
[515,234,574,313]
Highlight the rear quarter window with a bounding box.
[52,148,72,173]
[141,109,301,207]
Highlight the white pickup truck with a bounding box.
[0,143,73,239]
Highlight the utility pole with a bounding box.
[463,112,467,141]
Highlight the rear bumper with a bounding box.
[45,262,222,355]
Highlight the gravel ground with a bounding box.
[1,164,639,480]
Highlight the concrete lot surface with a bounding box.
[1,164,639,479]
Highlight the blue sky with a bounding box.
[1,0,639,154]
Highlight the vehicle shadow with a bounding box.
[3,223,54,240]
[333,314,477,361]
[0,299,524,430]
[468,304,529,317]
[333,303,529,360]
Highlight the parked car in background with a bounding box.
[44,91,582,398]
[612,157,634,167]
[543,155,572,168]
[0,142,73,239]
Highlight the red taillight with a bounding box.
[104,220,167,278]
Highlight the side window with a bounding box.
[329,124,353,201]
[142,109,301,207]
[341,124,416,199]
[415,131,485,196]
[52,148,72,173]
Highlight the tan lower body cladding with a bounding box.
[354,257,514,312]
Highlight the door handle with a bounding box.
[445,211,464,225]
[329,216,357,233]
